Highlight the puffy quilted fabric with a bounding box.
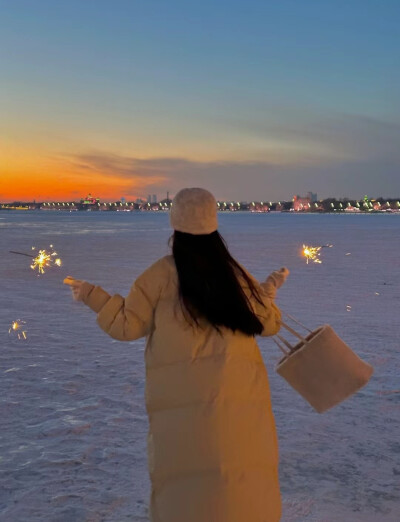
[81,255,282,522]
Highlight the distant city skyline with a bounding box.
[1,0,399,202]
[3,191,400,206]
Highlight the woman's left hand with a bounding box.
[266,267,290,289]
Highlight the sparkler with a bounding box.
[9,250,34,258]
[9,320,27,340]
[302,244,333,264]
[10,245,62,274]
[30,249,62,273]
[302,245,322,264]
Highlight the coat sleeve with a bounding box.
[239,270,282,337]
[254,290,282,337]
[80,258,167,341]
[255,275,282,336]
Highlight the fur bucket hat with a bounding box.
[170,188,218,235]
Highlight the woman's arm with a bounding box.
[255,293,282,337]
[256,267,289,336]
[66,258,169,341]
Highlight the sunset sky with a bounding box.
[1,0,399,202]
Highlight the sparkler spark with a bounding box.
[8,320,27,340]
[302,244,333,264]
[30,246,62,274]
[302,245,322,264]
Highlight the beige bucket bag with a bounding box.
[274,315,374,413]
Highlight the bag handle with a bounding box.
[284,313,313,334]
[273,335,291,355]
[273,313,313,356]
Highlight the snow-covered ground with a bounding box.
[1,211,399,521]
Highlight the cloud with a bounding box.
[71,152,285,198]
[66,112,400,200]
[69,148,400,201]
[217,111,400,164]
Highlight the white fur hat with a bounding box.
[170,188,218,235]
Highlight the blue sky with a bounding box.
[1,0,399,201]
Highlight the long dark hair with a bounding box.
[172,230,264,336]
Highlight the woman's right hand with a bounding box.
[63,276,85,301]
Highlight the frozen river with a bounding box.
[1,210,399,521]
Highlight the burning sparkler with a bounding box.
[10,245,62,274]
[302,244,332,264]
[8,320,27,341]
[30,246,62,274]
[302,245,322,264]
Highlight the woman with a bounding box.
[65,188,289,522]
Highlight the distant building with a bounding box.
[307,191,318,203]
[345,204,361,213]
[81,193,99,205]
[293,194,311,211]
[152,194,157,203]
[147,195,152,203]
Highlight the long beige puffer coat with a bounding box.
[80,255,282,522]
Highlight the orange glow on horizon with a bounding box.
[1,172,145,201]
[1,159,167,202]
